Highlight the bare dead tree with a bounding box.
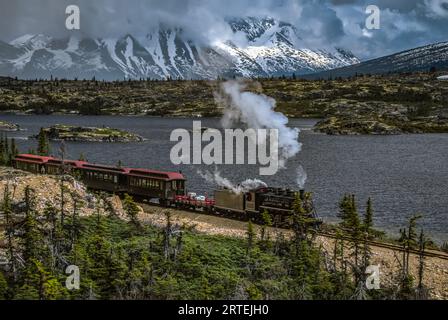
[416,230,430,300]
[163,211,172,260]
[2,185,18,281]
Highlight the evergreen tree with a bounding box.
[291,193,318,244]
[416,229,429,299]
[123,194,141,228]
[43,201,62,272]
[85,213,124,299]
[69,192,83,251]
[338,195,352,229]
[2,135,12,166]
[259,210,273,250]
[4,136,8,160]
[8,138,18,166]
[15,259,68,300]
[246,220,255,255]
[2,185,18,281]
[363,197,374,236]
[0,135,19,166]
[0,134,6,165]
[397,215,421,298]
[288,193,332,299]
[162,211,173,260]
[338,195,363,287]
[37,128,50,156]
[330,229,353,299]
[360,198,374,289]
[20,187,41,265]
[0,271,8,299]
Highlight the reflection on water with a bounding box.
[2,114,448,243]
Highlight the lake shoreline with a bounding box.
[3,113,448,136]
[0,115,447,243]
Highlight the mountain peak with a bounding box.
[10,34,52,50]
[304,41,448,79]
[0,17,359,80]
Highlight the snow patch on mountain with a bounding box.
[0,17,360,80]
[305,41,448,79]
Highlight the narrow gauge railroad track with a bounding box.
[1,205,448,261]
[316,231,448,261]
[137,202,448,261]
[5,157,448,260]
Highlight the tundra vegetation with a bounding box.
[0,72,444,299]
[1,72,447,134]
[31,125,144,143]
[0,121,20,132]
[0,172,433,300]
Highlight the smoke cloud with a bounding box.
[0,0,299,45]
[198,169,267,194]
[216,80,301,169]
[0,0,447,59]
[296,165,308,189]
[199,80,302,192]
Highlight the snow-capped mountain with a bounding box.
[305,41,448,79]
[0,17,359,80]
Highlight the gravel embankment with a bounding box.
[140,206,448,299]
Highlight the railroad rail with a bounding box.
[1,207,448,261]
[137,202,448,261]
[316,231,448,261]
[6,156,448,261]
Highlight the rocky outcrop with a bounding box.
[0,167,135,223]
[314,100,448,135]
[0,120,20,131]
[32,124,145,142]
[315,117,401,135]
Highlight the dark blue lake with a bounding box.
[2,114,447,243]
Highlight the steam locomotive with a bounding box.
[211,187,318,225]
[14,154,319,226]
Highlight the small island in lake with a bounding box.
[0,120,21,131]
[31,125,145,143]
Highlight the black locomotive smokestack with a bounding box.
[299,189,305,200]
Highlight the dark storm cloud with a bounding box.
[0,0,293,44]
[0,0,446,60]
[291,1,346,49]
[376,0,424,12]
[331,0,357,5]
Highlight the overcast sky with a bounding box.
[0,0,447,60]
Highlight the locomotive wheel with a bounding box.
[159,199,167,207]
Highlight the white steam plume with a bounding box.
[216,80,301,169]
[296,165,308,189]
[198,169,267,194]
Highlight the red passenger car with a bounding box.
[13,154,186,204]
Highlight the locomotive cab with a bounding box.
[171,179,186,196]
